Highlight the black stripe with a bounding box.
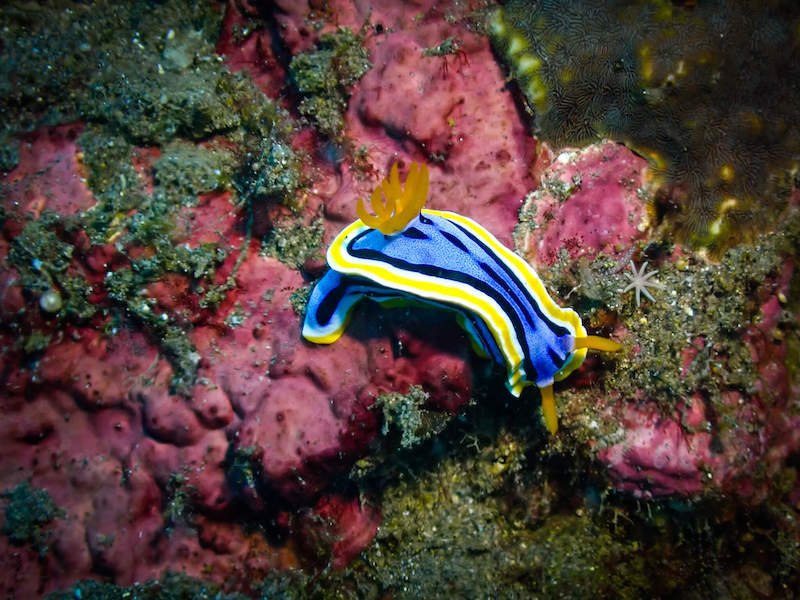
[476,259,541,378]
[477,260,534,332]
[466,313,502,362]
[402,227,429,240]
[442,230,470,253]
[547,347,562,367]
[315,274,350,326]
[449,221,570,338]
[450,221,569,373]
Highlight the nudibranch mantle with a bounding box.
[302,163,619,434]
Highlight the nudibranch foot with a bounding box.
[303,161,621,436]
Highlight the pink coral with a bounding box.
[516,142,650,267]
[597,397,713,498]
[3,123,95,218]
[296,493,381,570]
[228,0,539,247]
[343,26,535,247]
[597,267,800,501]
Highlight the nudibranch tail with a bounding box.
[356,162,429,235]
[540,334,621,434]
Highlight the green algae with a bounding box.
[162,472,198,535]
[77,127,150,245]
[526,515,651,598]
[357,432,553,597]
[44,3,236,146]
[74,75,295,394]
[105,262,206,396]
[9,216,75,286]
[261,216,324,269]
[57,275,96,321]
[22,330,52,355]
[226,446,259,498]
[289,27,371,141]
[7,214,97,328]
[281,400,798,598]
[0,1,225,140]
[46,571,250,600]
[233,137,304,211]
[153,142,236,202]
[289,286,311,317]
[376,385,451,450]
[1,0,307,391]
[1,482,64,557]
[0,134,19,173]
[101,229,227,395]
[317,413,668,597]
[78,127,235,250]
[223,301,247,329]
[541,211,800,447]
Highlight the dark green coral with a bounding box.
[376,385,451,450]
[9,216,75,287]
[234,138,304,209]
[162,472,198,535]
[261,216,324,269]
[153,142,236,202]
[77,127,150,245]
[348,417,660,598]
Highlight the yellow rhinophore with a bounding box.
[356,162,429,235]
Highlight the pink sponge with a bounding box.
[296,493,381,570]
[517,142,650,267]
[597,266,800,501]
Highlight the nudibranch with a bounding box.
[302,162,620,434]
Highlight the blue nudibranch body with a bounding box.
[302,162,620,434]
